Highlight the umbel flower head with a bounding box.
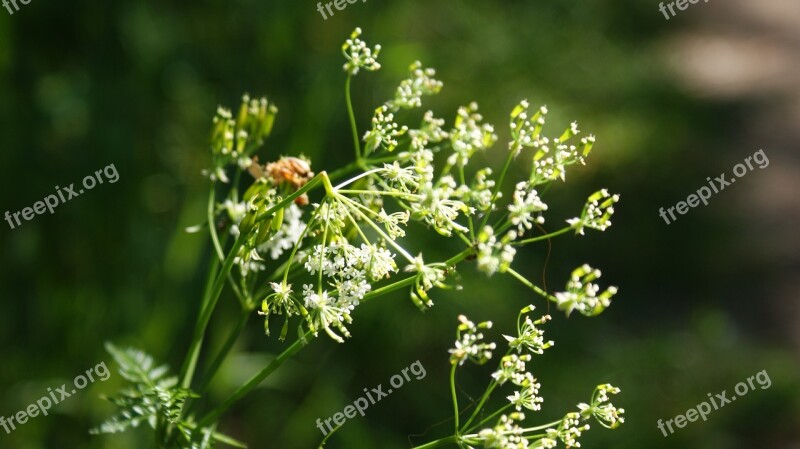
[342,27,381,75]
[449,315,496,366]
[567,189,620,235]
[198,27,624,344]
[462,305,624,449]
[554,264,618,317]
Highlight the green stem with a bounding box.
[410,436,457,449]
[450,363,460,434]
[208,186,224,260]
[512,226,574,246]
[505,267,556,302]
[479,149,516,230]
[359,246,474,304]
[180,232,247,389]
[327,161,362,182]
[197,309,252,396]
[459,165,476,242]
[345,75,362,161]
[254,174,325,224]
[197,330,315,428]
[465,403,513,433]
[460,381,498,432]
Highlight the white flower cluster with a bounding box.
[408,111,448,151]
[404,255,450,310]
[449,315,496,366]
[342,27,381,75]
[507,99,596,187]
[476,226,517,276]
[529,133,594,186]
[300,239,397,342]
[447,102,498,167]
[476,413,529,449]
[492,354,533,385]
[508,181,548,233]
[386,61,443,110]
[377,158,473,237]
[509,100,548,157]
[578,384,625,429]
[507,378,543,412]
[550,413,591,448]
[363,105,408,154]
[567,189,619,235]
[554,264,618,317]
[503,306,553,355]
[456,168,496,213]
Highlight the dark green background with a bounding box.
[1,0,798,448]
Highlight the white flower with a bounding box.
[408,110,448,151]
[507,379,543,411]
[476,413,529,449]
[508,182,548,233]
[356,243,397,280]
[579,384,625,429]
[376,208,410,239]
[404,255,449,310]
[363,105,408,154]
[386,61,443,110]
[412,181,470,237]
[301,284,354,343]
[447,102,497,167]
[567,189,619,235]
[504,311,554,355]
[477,226,517,276]
[492,354,532,386]
[381,161,419,192]
[342,27,381,75]
[554,264,618,317]
[449,315,496,366]
[555,413,590,448]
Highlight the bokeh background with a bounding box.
[1,0,798,448]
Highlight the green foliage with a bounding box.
[92,344,245,449]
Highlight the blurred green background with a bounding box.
[1,0,798,448]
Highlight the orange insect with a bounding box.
[249,156,314,205]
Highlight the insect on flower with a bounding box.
[249,156,315,205]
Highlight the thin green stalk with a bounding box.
[464,403,513,433]
[459,165,476,242]
[345,75,362,161]
[505,267,555,302]
[450,363,460,434]
[512,226,573,246]
[479,149,516,230]
[197,330,315,428]
[197,309,252,396]
[460,381,498,432]
[208,186,225,260]
[180,232,247,389]
[327,161,362,182]
[410,436,457,449]
[254,174,325,224]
